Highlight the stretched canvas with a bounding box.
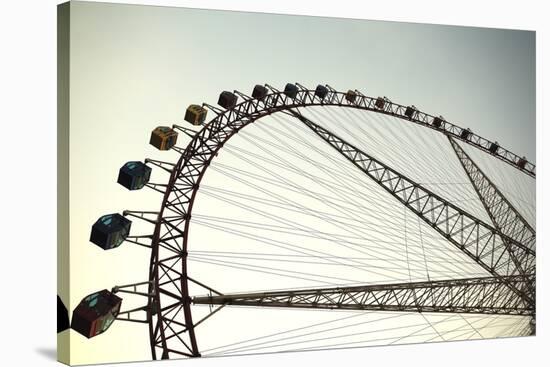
[57,1,536,365]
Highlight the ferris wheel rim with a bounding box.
[147,85,535,359]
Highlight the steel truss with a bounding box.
[136,84,536,359]
[448,137,536,303]
[292,111,534,302]
[193,275,534,316]
[448,138,536,252]
[113,281,154,324]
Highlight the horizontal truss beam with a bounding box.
[193,275,534,316]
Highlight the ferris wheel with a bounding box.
[70,83,536,360]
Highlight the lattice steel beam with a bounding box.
[291,110,535,305]
[448,137,535,303]
[448,137,535,252]
[193,275,534,316]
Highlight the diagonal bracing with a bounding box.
[448,137,535,252]
[448,137,535,302]
[290,110,535,305]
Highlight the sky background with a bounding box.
[60,1,536,365]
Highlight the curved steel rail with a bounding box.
[147,84,535,359]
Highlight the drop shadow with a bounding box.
[36,347,57,361]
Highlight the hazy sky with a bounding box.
[62,1,536,364]
[70,1,535,158]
